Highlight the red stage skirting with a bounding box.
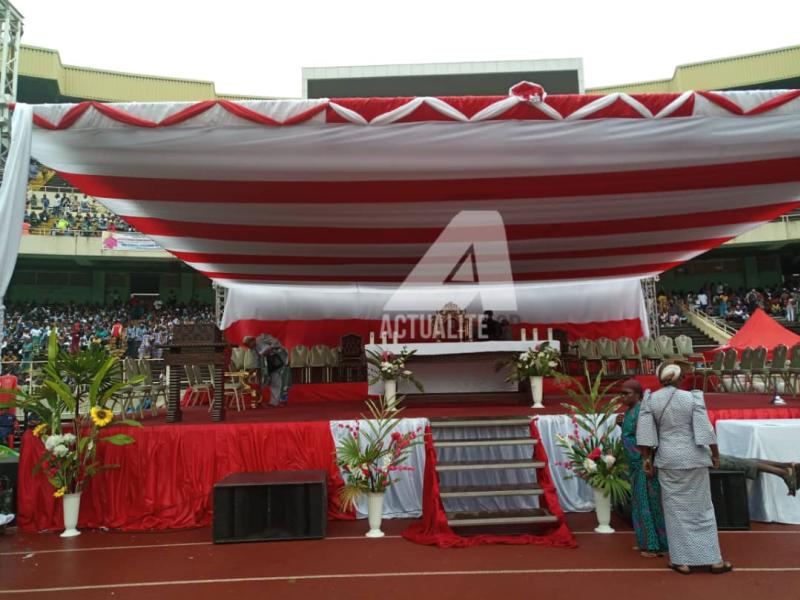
[16,393,800,533]
[16,421,353,533]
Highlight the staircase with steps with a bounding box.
[429,416,559,529]
[659,322,718,351]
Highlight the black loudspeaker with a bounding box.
[709,469,750,531]
[213,471,327,543]
[0,456,19,524]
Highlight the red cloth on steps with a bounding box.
[402,422,577,548]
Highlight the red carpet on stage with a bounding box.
[16,421,353,533]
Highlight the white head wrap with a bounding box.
[659,363,682,385]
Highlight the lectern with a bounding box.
[162,324,228,423]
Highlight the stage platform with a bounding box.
[15,391,800,535]
[166,390,800,426]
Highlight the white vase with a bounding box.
[592,488,614,534]
[365,492,385,538]
[384,379,397,409]
[529,376,544,409]
[60,491,82,538]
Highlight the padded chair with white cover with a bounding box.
[308,345,330,383]
[656,335,681,360]
[328,347,341,382]
[576,338,603,374]
[617,337,642,374]
[637,336,663,373]
[290,345,310,383]
[596,338,623,375]
[674,335,703,362]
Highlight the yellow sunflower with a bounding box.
[90,406,114,427]
[53,486,66,498]
[32,423,48,438]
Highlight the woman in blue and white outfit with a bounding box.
[636,363,733,575]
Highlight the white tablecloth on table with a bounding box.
[365,341,561,356]
[716,419,800,524]
[366,341,561,394]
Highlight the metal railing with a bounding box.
[683,305,736,344]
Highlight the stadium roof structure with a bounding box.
[17,44,800,104]
[588,45,800,95]
[18,45,279,103]
[16,85,800,291]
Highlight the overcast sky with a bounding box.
[12,0,800,98]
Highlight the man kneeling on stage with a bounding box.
[243,334,291,408]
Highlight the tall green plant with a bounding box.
[1,332,143,496]
[554,371,631,504]
[335,395,422,510]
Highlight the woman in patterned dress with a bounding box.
[617,379,668,558]
[637,363,733,575]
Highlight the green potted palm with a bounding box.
[2,333,143,537]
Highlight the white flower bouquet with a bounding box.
[496,341,561,382]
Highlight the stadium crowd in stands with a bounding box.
[658,281,800,326]
[24,192,134,237]
[1,300,214,377]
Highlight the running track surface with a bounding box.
[2,513,799,600]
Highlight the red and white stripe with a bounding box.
[27,88,800,286]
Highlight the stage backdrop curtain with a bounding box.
[402,422,577,548]
[330,418,427,519]
[16,420,353,532]
[222,278,648,349]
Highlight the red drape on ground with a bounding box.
[16,421,354,532]
[716,309,800,356]
[402,423,577,548]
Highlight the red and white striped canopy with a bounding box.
[28,87,800,286]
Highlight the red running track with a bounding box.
[1,513,799,600]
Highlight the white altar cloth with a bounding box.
[716,419,800,524]
[366,341,560,395]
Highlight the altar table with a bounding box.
[366,341,561,395]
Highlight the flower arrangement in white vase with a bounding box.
[335,396,423,537]
[554,372,631,533]
[2,333,143,537]
[496,341,561,408]
[366,346,423,409]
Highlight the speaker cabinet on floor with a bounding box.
[213,470,327,543]
[710,469,750,531]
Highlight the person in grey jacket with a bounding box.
[637,363,733,575]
